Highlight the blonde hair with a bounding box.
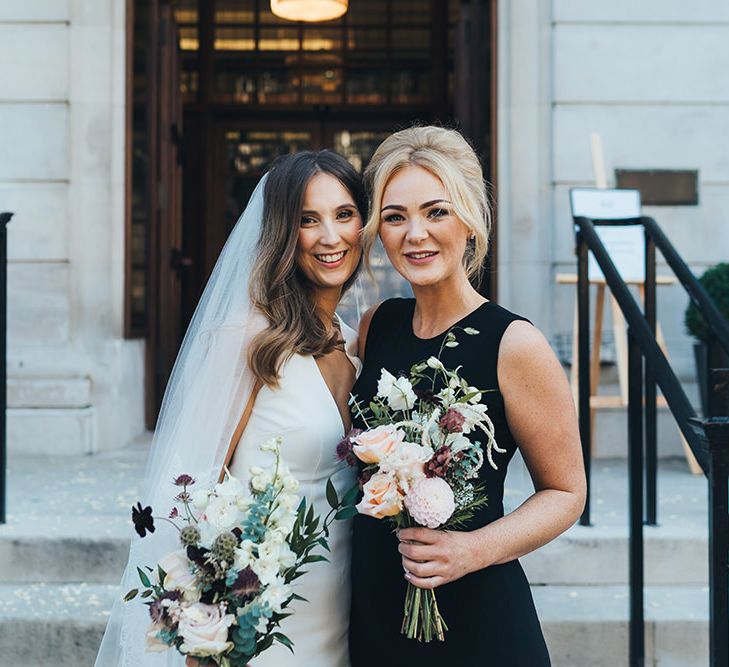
[363,125,491,283]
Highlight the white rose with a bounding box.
[205,496,240,531]
[387,376,417,411]
[144,622,169,653]
[376,368,397,399]
[158,550,200,603]
[178,603,235,657]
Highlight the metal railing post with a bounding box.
[0,211,12,525]
[704,415,729,667]
[577,228,591,526]
[628,328,645,666]
[644,228,658,525]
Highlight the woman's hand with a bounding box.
[397,527,483,589]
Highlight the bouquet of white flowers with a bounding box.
[340,326,504,643]
[126,437,352,666]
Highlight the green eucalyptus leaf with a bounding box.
[137,567,151,588]
[335,505,359,520]
[123,588,138,602]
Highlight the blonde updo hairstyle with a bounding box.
[362,125,491,284]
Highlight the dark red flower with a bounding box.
[335,428,361,467]
[425,445,452,478]
[168,507,179,519]
[415,388,442,406]
[439,408,466,433]
[173,474,195,487]
[175,491,192,503]
[149,590,182,624]
[132,502,155,538]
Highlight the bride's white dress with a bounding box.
[228,316,360,667]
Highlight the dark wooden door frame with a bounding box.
[144,0,185,428]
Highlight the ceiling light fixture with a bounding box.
[270,0,348,23]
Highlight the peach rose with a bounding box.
[356,472,403,519]
[178,602,236,657]
[353,425,405,464]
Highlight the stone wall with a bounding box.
[0,0,144,454]
[498,0,729,378]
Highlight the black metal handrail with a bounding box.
[574,214,729,667]
[643,216,729,357]
[0,211,11,525]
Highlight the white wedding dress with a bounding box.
[228,315,360,667]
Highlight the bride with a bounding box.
[95,150,366,666]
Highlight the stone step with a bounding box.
[0,524,708,587]
[0,582,116,667]
[522,524,707,586]
[0,583,708,667]
[535,584,708,667]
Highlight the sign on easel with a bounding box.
[570,188,644,282]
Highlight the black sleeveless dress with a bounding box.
[349,298,551,666]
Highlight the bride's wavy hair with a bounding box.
[248,150,367,387]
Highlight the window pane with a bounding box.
[215,69,256,103]
[259,27,300,51]
[215,27,255,51]
[215,0,255,24]
[260,5,295,24]
[179,26,199,51]
[303,27,343,51]
[333,130,391,171]
[302,69,342,104]
[223,130,314,234]
[347,28,386,55]
[348,0,386,25]
[346,70,386,104]
[180,67,199,102]
[390,68,429,104]
[258,70,300,104]
[174,0,198,25]
[391,28,430,55]
[392,0,431,24]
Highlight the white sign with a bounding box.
[570,188,644,283]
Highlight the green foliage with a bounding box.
[685,262,729,342]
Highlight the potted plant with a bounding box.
[684,262,729,416]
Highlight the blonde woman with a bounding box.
[348,127,585,665]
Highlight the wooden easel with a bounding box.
[564,134,702,474]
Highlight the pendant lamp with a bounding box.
[270,0,348,22]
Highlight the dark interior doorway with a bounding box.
[126,0,497,426]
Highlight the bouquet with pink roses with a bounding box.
[126,437,351,666]
[341,326,504,642]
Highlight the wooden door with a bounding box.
[145,0,186,428]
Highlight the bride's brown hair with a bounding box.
[248,151,367,387]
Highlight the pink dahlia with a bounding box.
[404,477,455,528]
